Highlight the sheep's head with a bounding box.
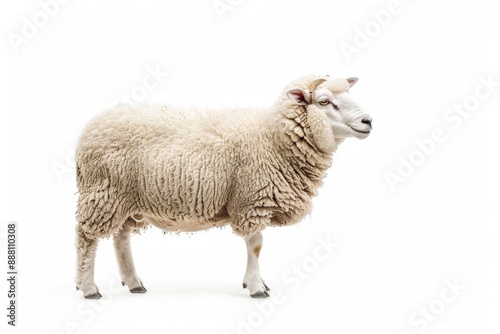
[286,77,372,142]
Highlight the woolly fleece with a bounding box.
[76,75,346,238]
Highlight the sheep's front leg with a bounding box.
[242,232,270,298]
[113,220,147,293]
[76,224,101,299]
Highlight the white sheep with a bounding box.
[75,75,372,299]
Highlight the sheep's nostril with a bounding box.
[361,118,372,126]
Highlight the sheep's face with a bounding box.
[286,77,372,140]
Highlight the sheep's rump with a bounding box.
[76,104,283,236]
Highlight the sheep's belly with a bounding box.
[139,211,231,233]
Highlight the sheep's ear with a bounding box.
[286,88,311,105]
[346,77,359,88]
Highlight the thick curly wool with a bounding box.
[76,75,342,238]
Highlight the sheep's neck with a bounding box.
[272,111,334,192]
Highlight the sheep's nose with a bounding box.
[361,118,372,126]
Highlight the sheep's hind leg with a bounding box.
[76,224,101,299]
[242,232,270,298]
[114,218,147,294]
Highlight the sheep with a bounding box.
[75,75,372,299]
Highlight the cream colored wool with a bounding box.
[77,75,336,237]
[75,75,372,299]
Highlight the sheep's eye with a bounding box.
[319,99,329,106]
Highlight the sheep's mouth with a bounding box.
[350,126,371,134]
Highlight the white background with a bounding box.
[1,0,499,333]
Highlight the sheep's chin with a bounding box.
[331,123,357,139]
[350,127,371,139]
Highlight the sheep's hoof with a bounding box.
[243,283,270,292]
[84,292,102,299]
[250,291,270,299]
[130,286,147,293]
